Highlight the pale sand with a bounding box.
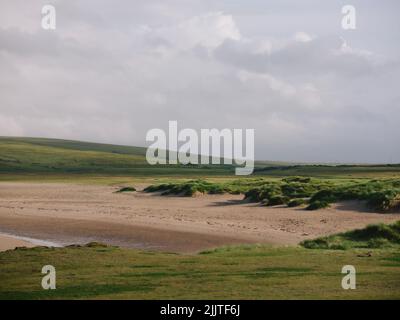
[0,182,399,253]
[0,234,35,252]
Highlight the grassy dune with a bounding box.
[302,221,400,250]
[144,177,400,212]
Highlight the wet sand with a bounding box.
[0,182,399,253]
[0,234,35,251]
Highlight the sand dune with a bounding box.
[0,182,399,253]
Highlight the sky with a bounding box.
[0,0,399,163]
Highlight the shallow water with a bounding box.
[0,231,62,248]
[0,230,164,251]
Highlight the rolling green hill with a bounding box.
[0,137,233,175]
[0,136,399,177]
[0,137,148,156]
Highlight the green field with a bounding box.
[0,136,399,300]
[0,242,399,299]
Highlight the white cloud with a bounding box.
[293,31,313,43]
[152,12,240,51]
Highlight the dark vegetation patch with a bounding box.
[116,186,136,193]
[64,242,112,250]
[287,198,306,207]
[306,200,330,210]
[0,283,155,300]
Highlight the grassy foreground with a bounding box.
[0,243,399,299]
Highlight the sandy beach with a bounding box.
[0,234,35,252]
[0,182,399,253]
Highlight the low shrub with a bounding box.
[367,238,391,248]
[367,190,400,211]
[306,200,330,210]
[310,189,337,203]
[116,186,136,193]
[282,176,311,183]
[144,179,232,197]
[261,195,289,206]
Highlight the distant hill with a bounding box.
[0,136,233,175]
[0,136,399,177]
[0,136,148,156]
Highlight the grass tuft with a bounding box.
[301,221,400,249]
[116,186,136,193]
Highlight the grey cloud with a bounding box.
[214,35,387,80]
[0,0,399,163]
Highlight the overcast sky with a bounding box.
[0,0,399,163]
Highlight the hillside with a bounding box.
[0,137,399,177]
[0,137,148,156]
[0,137,233,175]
